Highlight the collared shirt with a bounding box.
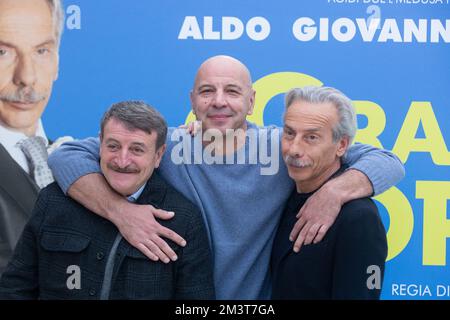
[126,183,146,203]
[0,120,48,174]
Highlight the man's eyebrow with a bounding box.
[225,84,243,91]
[130,142,146,148]
[0,40,12,47]
[104,138,119,144]
[283,125,322,133]
[37,39,56,47]
[304,128,322,133]
[197,84,215,91]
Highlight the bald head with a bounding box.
[193,55,253,90]
[190,55,256,134]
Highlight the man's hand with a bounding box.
[112,202,186,263]
[67,174,186,263]
[289,169,373,252]
[289,182,342,252]
[179,120,202,136]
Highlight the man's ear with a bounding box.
[336,136,350,157]
[190,90,197,117]
[154,144,166,168]
[54,54,60,81]
[247,89,256,116]
[98,131,103,151]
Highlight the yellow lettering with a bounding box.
[392,102,450,164]
[416,181,450,266]
[250,72,322,126]
[353,101,386,149]
[374,187,414,261]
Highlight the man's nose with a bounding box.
[212,90,227,108]
[288,137,305,158]
[116,150,132,167]
[13,55,37,88]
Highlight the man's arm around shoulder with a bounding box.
[47,138,186,263]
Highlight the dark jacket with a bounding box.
[0,172,215,299]
[0,143,40,277]
[271,188,388,300]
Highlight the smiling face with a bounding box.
[190,56,255,134]
[100,118,165,197]
[0,0,59,136]
[282,100,349,193]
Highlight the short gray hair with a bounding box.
[284,86,357,145]
[100,101,168,149]
[46,0,65,47]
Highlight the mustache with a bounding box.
[107,163,140,174]
[284,155,312,168]
[0,87,46,104]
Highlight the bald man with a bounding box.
[48,55,404,299]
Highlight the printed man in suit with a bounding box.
[0,0,71,276]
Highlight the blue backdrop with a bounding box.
[43,0,450,300]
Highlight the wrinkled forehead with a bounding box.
[102,118,154,141]
[0,0,57,41]
[284,101,339,128]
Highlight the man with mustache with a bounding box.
[48,55,404,299]
[0,0,71,277]
[272,86,387,299]
[0,101,214,299]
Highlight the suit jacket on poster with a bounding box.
[0,171,215,300]
[0,143,40,277]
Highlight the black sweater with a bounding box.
[271,178,388,300]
